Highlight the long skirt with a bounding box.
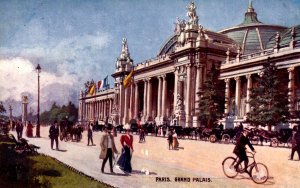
[173,137,179,148]
[117,146,132,173]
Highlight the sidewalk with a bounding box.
[13,126,300,188]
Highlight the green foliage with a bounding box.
[198,64,225,128]
[246,62,290,128]
[0,101,6,114]
[40,102,78,124]
[0,134,111,188]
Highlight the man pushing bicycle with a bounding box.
[233,128,256,174]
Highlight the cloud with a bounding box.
[0,57,77,115]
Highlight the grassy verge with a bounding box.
[0,134,113,188]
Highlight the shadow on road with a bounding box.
[104,172,129,176]
[132,170,157,175]
[56,149,67,152]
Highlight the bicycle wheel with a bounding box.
[222,157,238,178]
[222,134,230,144]
[250,163,269,184]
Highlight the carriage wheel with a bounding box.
[287,137,293,148]
[251,136,259,145]
[278,141,285,147]
[222,134,230,144]
[270,138,278,147]
[232,136,237,144]
[209,135,217,143]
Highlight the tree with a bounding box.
[0,101,6,114]
[40,101,78,124]
[198,64,225,128]
[246,62,290,130]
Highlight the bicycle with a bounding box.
[222,151,269,184]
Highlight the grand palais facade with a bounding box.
[78,2,300,129]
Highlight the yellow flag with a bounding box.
[123,70,134,88]
[89,84,95,95]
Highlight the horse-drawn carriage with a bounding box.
[59,120,83,142]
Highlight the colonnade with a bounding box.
[223,67,296,118]
[80,98,113,122]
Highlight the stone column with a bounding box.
[134,82,139,119]
[147,78,152,120]
[103,100,107,121]
[194,63,203,114]
[173,68,179,115]
[157,76,162,120]
[119,83,124,124]
[109,99,112,117]
[22,96,28,125]
[185,64,192,127]
[246,74,252,113]
[288,67,295,112]
[129,81,134,119]
[124,85,129,124]
[161,74,167,119]
[224,78,230,114]
[234,76,241,118]
[143,80,148,120]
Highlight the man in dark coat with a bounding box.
[294,126,300,160]
[49,120,59,150]
[87,124,94,146]
[233,128,255,173]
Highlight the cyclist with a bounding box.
[233,128,256,173]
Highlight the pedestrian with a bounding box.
[233,128,256,173]
[172,131,179,149]
[26,121,33,137]
[87,124,94,146]
[49,120,59,150]
[100,126,118,174]
[117,129,134,173]
[139,128,145,143]
[290,126,298,160]
[167,130,173,150]
[16,121,23,140]
[294,125,300,160]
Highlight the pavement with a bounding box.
[11,126,300,188]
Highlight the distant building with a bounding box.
[78,2,300,129]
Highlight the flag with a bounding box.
[103,76,108,89]
[98,76,109,90]
[98,80,103,90]
[123,70,134,88]
[89,84,95,95]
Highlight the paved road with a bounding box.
[12,126,300,188]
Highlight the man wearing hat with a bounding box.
[233,128,256,173]
[100,126,118,173]
[49,120,59,150]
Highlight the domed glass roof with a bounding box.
[266,25,300,49]
[219,1,287,54]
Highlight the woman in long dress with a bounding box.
[117,129,134,173]
[26,121,33,137]
[172,131,179,149]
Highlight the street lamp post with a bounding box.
[36,64,41,137]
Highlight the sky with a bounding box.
[0,0,300,117]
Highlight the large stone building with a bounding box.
[78,2,300,129]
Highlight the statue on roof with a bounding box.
[174,17,186,35]
[120,38,130,60]
[198,25,205,38]
[186,1,198,25]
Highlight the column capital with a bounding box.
[186,63,192,68]
[288,66,295,72]
[246,74,252,79]
[224,78,230,83]
[234,76,240,81]
[161,74,167,79]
